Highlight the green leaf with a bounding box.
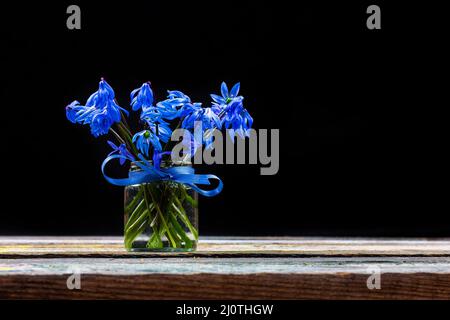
[169,210,193,248]
[124,199,145,231]
[172,201,198,240]
[147,229,163,249]
[125,188,144,214]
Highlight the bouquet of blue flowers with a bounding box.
[66,79,253,251]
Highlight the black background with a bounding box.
[1,301,447,318]
[0,1,448,236]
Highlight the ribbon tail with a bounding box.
[185,174,223,197]
[102,154,139,186]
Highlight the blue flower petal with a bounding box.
[220,82,229,98]
[107,140,118,150]
[85,92,98,108]
[131,83,154,111]
[130,87,140,100]
[211,94,226,104]
[230,82,240,97]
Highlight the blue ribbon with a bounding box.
[101,154,223,197]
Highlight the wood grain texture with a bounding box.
[1,237,449,257]
[0,237,449,299]
[1,272,450,299]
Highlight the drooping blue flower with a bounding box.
[160,102,201,122]
[148,120,172,143]
[166,90,191,105]
[140,107,162,123]
[182,107,221,130]
[211,82,241,114]
[65,101,96,124]
[132,130,162,157]
[107,141,135,165]
[85,79,129,122]
[134,118,172,157]
[86,79,115,108]
[65,79,128,137]
[221,97,253,138]
[182,107,221,148]
[131,82,170,123]
[130,82,154,112]
[154,90,196,120]
[90,110,113,137]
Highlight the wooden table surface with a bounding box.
[1,237,449,299]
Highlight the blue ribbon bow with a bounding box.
[101,154,223,197]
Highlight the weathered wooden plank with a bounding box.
[1,237,449,257]
[1,273,450,299]
[1,257,450,275]
[0,257,449,299]
[1,237,449,299]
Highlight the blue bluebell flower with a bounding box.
[209,82,253,138]
[211,82,241,114]
[153,90,196,120]
[131,83,170,123]
[134,119,172,157]
[221,97,253,138]
[65,101,96,124]
[182,107,221,148]
[148,120,172,143]
[90,110,113,137]
[182,107,221,130]
[166,90,191,105]
[86,79,115,108]
[159,102,201,121]
[130,82,154,112]
[85,79,128,122]
[65,79,128,137]
[140,108,162,124]
[132,130,162,157]
[107,141,135,165]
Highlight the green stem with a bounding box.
[125,188,144,214]
[124,196,149,249]
[145,185,179,248]
[110,128,127,145]
[125,199,145,232]
[172,199,198,240]
[116,122,139,157]
[164,184,193,248]
[127,209,149,233]
[118,121,133,139]
[139,185,160,241]
[125,216,149,249]
[169,208,193,248]
[119,110,132,132]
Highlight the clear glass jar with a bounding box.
[124,163,198,252]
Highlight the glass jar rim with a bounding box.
[130,159,192,170]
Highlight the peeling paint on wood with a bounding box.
[1,237,449,257]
